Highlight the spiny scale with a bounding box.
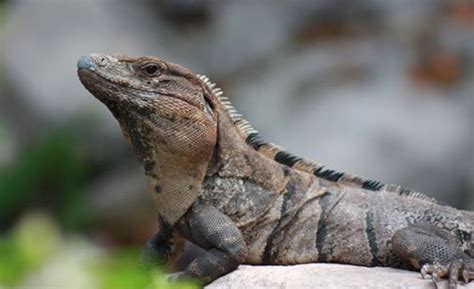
[196,74,443,206]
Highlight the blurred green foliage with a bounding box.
[0,124,92,230]
[0,122,7,144]
[0,0,8,29]
[0,61,4,92]
[0,211,199,289]
[0,212,60,285]
[95,250,199,289]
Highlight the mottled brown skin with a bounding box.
[78,53,474,288]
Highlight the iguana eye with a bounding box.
[141,63,161,77]
[98,57,108,67]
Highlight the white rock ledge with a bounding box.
[206,264,474,289]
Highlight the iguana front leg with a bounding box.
[392,225,474,289]
[173,203,249,285]
[140,215,185,270]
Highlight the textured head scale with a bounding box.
[78,53,217,223]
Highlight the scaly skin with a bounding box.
[77,53,474,288]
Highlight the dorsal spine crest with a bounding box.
[197,74,443,206]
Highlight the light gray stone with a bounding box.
[206,264,474,289]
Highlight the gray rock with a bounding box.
[206,264,474,289]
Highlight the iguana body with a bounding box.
[77,53,474,288]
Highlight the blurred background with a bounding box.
[0,0,473,287]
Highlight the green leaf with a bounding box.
[0,237,26,285]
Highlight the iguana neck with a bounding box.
[111,107,215,226]
[206,107,289,193]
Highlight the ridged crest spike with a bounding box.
[240,123,252,130]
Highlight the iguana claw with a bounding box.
[420,260,473,289]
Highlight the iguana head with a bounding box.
[77,53,217,166]
[77,53,217,223]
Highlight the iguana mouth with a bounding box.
[78,70,156,113]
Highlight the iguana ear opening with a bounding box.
[467,231,474,257]
[203,94,215,118]
[201,83,219,116]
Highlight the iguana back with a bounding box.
[196,74,442,205]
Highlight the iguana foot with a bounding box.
[420,259,473,289]
[140,216,186,270]
[420,262,446,288]
[393,225,474,289]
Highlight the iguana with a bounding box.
[77,53,474,289]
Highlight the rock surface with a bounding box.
[206,264,474,289]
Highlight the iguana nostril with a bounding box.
[77,56,94,70]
